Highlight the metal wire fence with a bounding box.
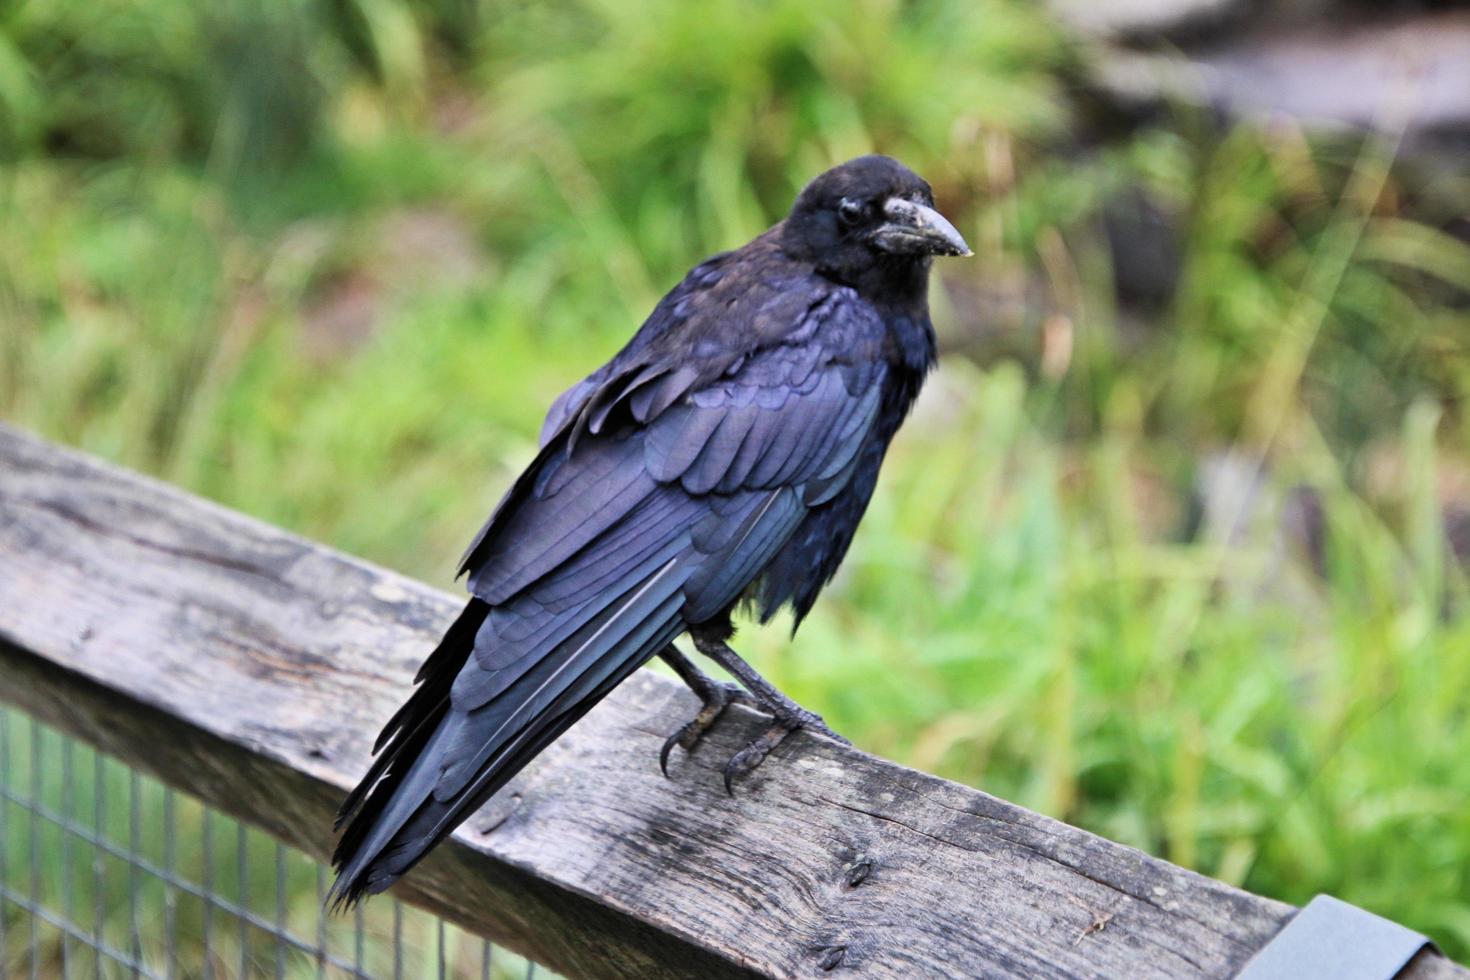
[0,707,552,979]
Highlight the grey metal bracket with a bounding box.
[1236,895,1436,980]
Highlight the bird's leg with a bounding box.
[688,632,845,739]
[656,644,757,776]
[688,630,849,793]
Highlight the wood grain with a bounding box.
[0,423,1461,980]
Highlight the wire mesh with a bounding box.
[0,707,550,979]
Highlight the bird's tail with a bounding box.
[328,572,686,909]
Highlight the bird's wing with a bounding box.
[332,288,889,901]
[435,335,888,793]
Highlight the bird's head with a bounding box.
[780,155,971,298]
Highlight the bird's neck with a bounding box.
[882,302,938,376]
[848,254,932,308]
[858,261,938,376]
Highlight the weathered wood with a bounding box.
[0,423,1462,980]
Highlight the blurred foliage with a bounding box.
[2,0,1470,966]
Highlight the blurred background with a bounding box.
[2,0,1469,968]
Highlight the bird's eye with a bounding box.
[837,197,865,227]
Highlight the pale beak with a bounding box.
[871,197,972,257]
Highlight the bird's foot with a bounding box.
[772,704,850,746]
[659,680,756,776]
[722,708,849,794]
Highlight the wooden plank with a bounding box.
[0,422,1461,980]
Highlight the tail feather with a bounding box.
[434,559,684,799]
[376,613,685,886]
[327,563,687,909]
[335,600,488,835]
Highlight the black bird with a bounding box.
[329,155,970,907]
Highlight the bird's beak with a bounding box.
[871,197,973,257]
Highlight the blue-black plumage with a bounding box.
[329,154,970,907]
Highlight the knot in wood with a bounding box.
[816,945,847,971]
[844,854,873,887]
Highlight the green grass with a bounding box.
[3,0,1470,967]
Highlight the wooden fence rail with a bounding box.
[0,423,1462,980]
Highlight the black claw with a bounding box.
[660,682,743,776]
[722,723,796,795]
[722,745,751,796]
[659,717,704,778]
